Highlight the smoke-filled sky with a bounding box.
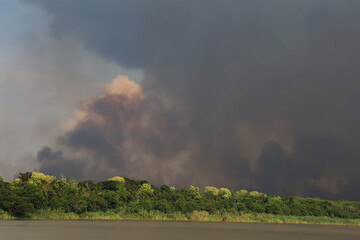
[1,0,360,200]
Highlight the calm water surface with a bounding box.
[0,221,359,240]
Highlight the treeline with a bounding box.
[0,172,359,219]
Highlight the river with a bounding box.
[0,221,359,240]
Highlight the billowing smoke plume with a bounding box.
[38,76,206,185]
[28,0,360,200]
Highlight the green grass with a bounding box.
[79,211,123,220]
[225,213,360,225]
[4,209,360,226]
[0,210,14,220]
[28,209,80,220]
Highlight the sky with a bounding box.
[1,0,360,200]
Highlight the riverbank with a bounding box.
[2,210,359,226]
[0,211,13,220]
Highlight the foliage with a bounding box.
[140,183,154,194]
[107,176,125,183]
[219,188,232,199]
[189,186,201,199]
[204,186,219,196]
[0,172,359,222]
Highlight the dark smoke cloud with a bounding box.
[27,0,360,200]
[37,146,83,179]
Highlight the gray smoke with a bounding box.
[27,0,360,200]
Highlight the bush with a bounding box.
[11,202,34,217]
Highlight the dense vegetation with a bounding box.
[0,172,359,224]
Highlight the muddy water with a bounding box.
[0,221,359,240]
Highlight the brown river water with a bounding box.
[0,221,359,240]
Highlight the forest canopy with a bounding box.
[0,172,359,220]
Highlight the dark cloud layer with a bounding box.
[27,0,360,200]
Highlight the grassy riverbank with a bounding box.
[1,209,358,226]
[2,172,360,226]
[0,210,14,220]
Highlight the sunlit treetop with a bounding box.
[205,186,219,196]
[31,172,56,182]
[140,183,154,194]
[236,189,248,196]
[107,176,125,183]
[190,185,200,193]
[249,191,267,198]
[219,188,232,199]
[190,185,201,199]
